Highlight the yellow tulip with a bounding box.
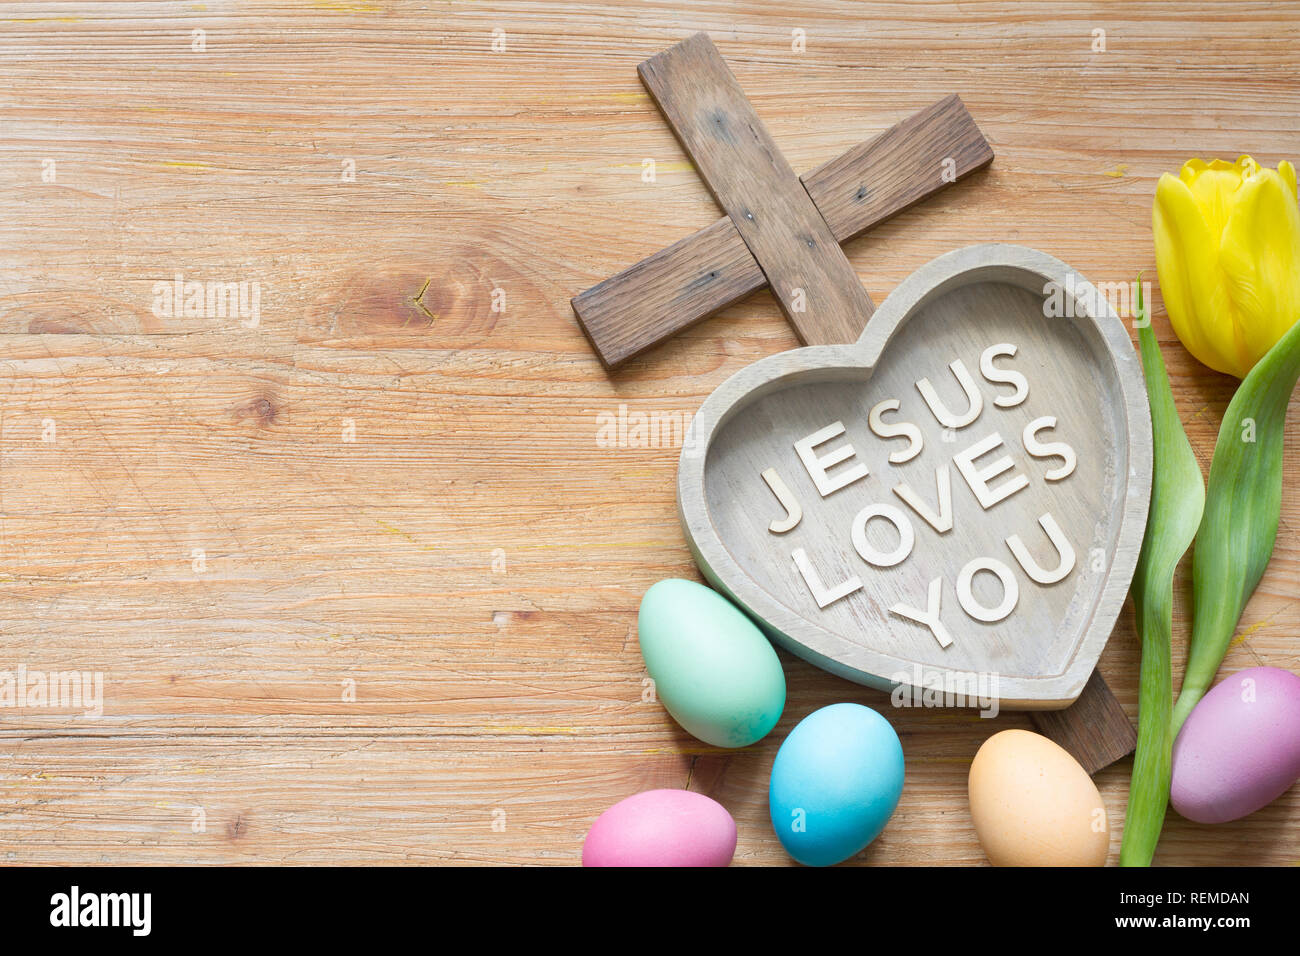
[1153,155,1300,378]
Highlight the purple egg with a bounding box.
[1171,666,1300,824]
[582,789,737,867]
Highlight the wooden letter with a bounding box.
[953,431,1029,509]
[980,343,1029,408]
[1023,416,1077,481]
[892,465,954,534]
[850,503,914,567]
[793,548,862,609]
[957,557,1019,622]
[1007,512,1076,585]
[868,399,923,463]
[761,467,802,534]
[916,358,983,429]
[890,577,953,648]
[794,421,869,497]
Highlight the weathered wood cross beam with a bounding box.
[572,32,994,368]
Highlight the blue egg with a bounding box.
[768,703,905,866]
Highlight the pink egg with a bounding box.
[1171,666,1300,824]
[582,789,737,867]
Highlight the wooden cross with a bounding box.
[574,32,1134,773]
[572,32,994,367]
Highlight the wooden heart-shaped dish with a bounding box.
[678,244,1152,708]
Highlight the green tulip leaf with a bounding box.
[1172,306,1300,732]
[1121,280,1204,867]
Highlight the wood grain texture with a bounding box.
[572,93,993,366]
[0,1,1297,866]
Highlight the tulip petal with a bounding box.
[1183,157,1249,240]
[1153,172,1244,376]
[1280,160,1297,203]
[1220,167,1300,371]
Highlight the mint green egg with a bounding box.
[638,578,786,748]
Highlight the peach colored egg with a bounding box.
[968,729,1109,866]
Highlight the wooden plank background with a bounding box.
[0,0,1296,865]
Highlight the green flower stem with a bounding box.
[1121,282,1204,867]
[1170,310,1300,735]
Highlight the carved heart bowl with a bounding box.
[677,244,1152,708]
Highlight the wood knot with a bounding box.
[234,394,279,426]
[226,812,249,841]
[303,255,511,344]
